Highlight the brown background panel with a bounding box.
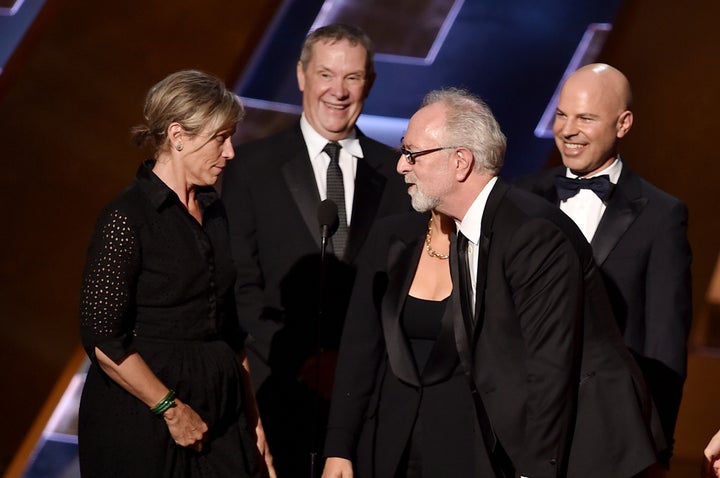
[0,0,281,470]
[598,0,720,342]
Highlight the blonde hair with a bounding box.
[131,70,244,153]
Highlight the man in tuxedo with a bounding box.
[382,87,664,477]
[221,23,410,476]
[516,63,692,469]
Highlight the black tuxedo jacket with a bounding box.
[222,123,410,382]
[459,181,665,477]
[516,165,692,456]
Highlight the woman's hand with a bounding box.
[704,429,720,478]
[255,419,276,478]
[162,397,208,452]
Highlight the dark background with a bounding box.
[1,0,719,475]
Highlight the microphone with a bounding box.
[317,199,339,242]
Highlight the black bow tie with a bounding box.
[555,174,612,201]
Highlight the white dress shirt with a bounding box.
[559,157,623,242]
[300,114,361,225]
[456,176,498,314]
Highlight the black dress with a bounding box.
[78,161,258,477]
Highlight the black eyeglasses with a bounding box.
[400,145,458,165]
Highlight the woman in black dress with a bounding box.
[78,70,274,477]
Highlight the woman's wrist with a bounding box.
[150,389,176,416]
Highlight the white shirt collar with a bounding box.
[456,176,499,245]
[300,114,363,159]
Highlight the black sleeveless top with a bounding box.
[401,295,448,373]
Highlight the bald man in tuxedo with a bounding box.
[516,64,692,471]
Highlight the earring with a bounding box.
[175,143,183,151]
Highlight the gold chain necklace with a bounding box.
[425,217,449,260]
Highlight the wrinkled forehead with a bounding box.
[406,104,447,145]
[310,38,367,61]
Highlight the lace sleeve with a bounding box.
[79,208,140,363]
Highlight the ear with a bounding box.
[616,110,633,138]
[167,122,184,143]
[296,61,306,92]
[454,147,474,181]
[363,71,376,99]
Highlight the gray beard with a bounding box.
[410,188,440,212]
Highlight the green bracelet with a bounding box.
[151,389,176,416]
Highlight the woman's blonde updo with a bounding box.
[131,70,244,154]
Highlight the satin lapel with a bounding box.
[471,232,492,347]
[346,150,385,263]
[281,152,322,249]
[471,181,509,347]
[450,233,474,375]
[520,165,562,204]
[380,234,423,386]
[591,168,647,266]
[541,167,564,204]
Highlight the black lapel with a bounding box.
[591,167,647,265]
[381,230,423,387]
[345,136,388,263]
[471,232,492,347]
[450,232,474,375]
[470,180,508,346]
[541,166,565,204]
[518,165,563,204]
[281,146,322,249]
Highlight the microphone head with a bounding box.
[317,199,339,237]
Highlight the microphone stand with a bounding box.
[310,228,329,478]
[312,200,336,478]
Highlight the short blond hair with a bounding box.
[131,70,244,153]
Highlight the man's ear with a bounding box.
[296,61,306,92]
[454,148,474,180]
[363,71,376,99]
[617,110,633,138]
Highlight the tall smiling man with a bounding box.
[221,23,409,476]
[517,63,692,472]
